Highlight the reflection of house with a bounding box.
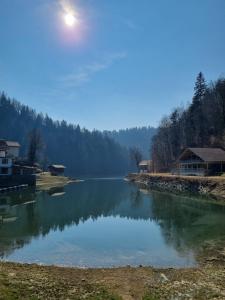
[48,165,66,176]
[0,140,20,158]
[172,148,225,176]
[139,160,153,173]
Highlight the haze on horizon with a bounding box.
[0,0,225,130]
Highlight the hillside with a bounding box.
[0,93,133,176]
[104,127,156,158]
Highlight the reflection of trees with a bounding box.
[0,181,142,256]
[150,190,225,255]
[1,181,225,260]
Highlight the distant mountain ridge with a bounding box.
[0,92,133,176]
[104,127,157,158]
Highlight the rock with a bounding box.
[160,273,169,282]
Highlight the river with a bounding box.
[0,178,225,267]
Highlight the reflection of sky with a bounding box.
[4,216,195,268]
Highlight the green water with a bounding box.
[0,179,225,267]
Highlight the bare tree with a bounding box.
[27,128,43,165]
[130,147,142,171]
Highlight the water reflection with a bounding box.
[0,179,225,267]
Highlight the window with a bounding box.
[1,167,8,174]
[2,158,8,164]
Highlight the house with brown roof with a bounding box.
[139,160,153,173]
[0,140,20,158]
[48,165,66,176]
[172,148,225,176]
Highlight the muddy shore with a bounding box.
[1,239,225,299]
[126,173,225,201]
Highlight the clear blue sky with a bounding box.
[0,0,225,130]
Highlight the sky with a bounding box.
[0,0,225,130]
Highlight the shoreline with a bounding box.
[1,238,225,299]
[126,173,225,202]
[36,172,80,191]
[0,258,225,299]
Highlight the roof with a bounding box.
[139,160,152,166]
[49,165,66,169]
[179,148,225,162]
[0,140,20,148]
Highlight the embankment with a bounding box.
[126,173,225,201]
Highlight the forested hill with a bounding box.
[104,127,157,158]
[0,93,132,176]
[152,73,225,171]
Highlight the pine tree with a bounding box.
[193,72,206,103]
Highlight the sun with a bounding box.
[64,13,77,27]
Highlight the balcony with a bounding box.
[171,168,206,176]
[179,160,203,164]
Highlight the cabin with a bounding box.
[0,140,20,158]
[172,148,225,176]
[139,160,153,173]
[48,165,66,176]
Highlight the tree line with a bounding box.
[152,73,225,171]
[0,93,134,176]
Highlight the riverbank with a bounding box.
[36,172,79,191]
[126,173,225,201]
[1,239,225,299]
[0,258,225,300]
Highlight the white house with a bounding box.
[0,151,12,176]
[0,140,20,158]
[0,140,20,176]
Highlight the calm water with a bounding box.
[1,179,225,268]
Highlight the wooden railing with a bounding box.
[171,168,206,176]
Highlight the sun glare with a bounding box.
[64,13,77,27]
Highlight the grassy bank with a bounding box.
[36,172,78,191]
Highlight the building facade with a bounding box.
[172,148,225,176]
[0,155,13,176]
[139,160,153,173]
[0,140,20,158]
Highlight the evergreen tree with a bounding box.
[151,76,225,172]
[193,72,206,103]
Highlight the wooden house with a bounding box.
[172,148,225,176]
[139,160,153,173]
[48,165,66,176]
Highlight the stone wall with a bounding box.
[126,173,225,200]
[0,175,36,187]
